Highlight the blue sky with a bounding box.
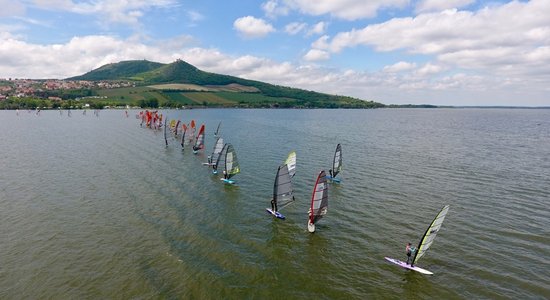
[1,0,549,106]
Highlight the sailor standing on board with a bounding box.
[406,243,416,265]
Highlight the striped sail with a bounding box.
[285,151,296,178]
[309,170,328,224]
[215,144,228,170]
[211,137,224,163]
[332,144,342,177]
[413,205,450,265]
[273,164,294,210]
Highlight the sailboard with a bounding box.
[193,124,205,154]
[326,144,342,182]
[163,118,168,147]
[384,205,450,275]
[221,143,240,184]
[214,121,221,137]
[308,170,328,233]
[204,137,224,166]
[266,164,295,219]
[284,151,296,178]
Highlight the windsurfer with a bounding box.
[329,169,333,178]
[223,170,227,179]
[406,243,416,265]
[271,198,277,212]
[207,155,212,164]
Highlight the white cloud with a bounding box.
[285,22,307,35]
[415,62,446,76]
[307,21,328,36]
[262,0,289,18]
[383,61,417,73]
[233,16,275,38]
[415,0,474,13]
[303,49,330,61]
[311,1,550,80]
[282,0,409,20]
[32,0,177,26]
[0,0,25,17]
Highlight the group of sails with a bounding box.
[266,144,341,234]
[141,114,450,275]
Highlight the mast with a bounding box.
[412,205,450,265]
[215,121,221,136]
[332,144,342,177]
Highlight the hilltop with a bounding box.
[67,59,384,109]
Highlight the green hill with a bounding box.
[68,59,384,108]
[70,60,164,81]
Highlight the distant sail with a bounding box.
[413,205,450,265]
[180,124,187,149]
[193,124,205,153]
[332,144,342,177]
[224,144,240,179]
[273,164,294,211]
[175,120,181,136]
[284,151,296,178]
[164,118,168,146]
[308,170,328,231]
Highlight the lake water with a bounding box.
[0,108,549,299]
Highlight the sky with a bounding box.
[1,0,549,106]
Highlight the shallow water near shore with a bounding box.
[1,108,549,299]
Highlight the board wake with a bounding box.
[384,257,433,275]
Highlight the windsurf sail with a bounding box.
[214,143,228,171]
[214,121,221,137]
[412,205,450,265]
[309,170,328,225]
[188,120,196,143]
[285,151,297,178]
[164,118,168,146]
[175,120,181,136]
[193,124,205,152]
[273,164,294,211]
[180,124,187,149]
[224,144,240,180]
[332,144,342,177]
[210,137,224,165]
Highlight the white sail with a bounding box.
[273,164,294,210]
[285,151,296,178]
[413,205,450,265]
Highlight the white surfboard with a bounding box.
[384,257,433,275]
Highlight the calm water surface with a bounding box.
[0,108,549,299]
